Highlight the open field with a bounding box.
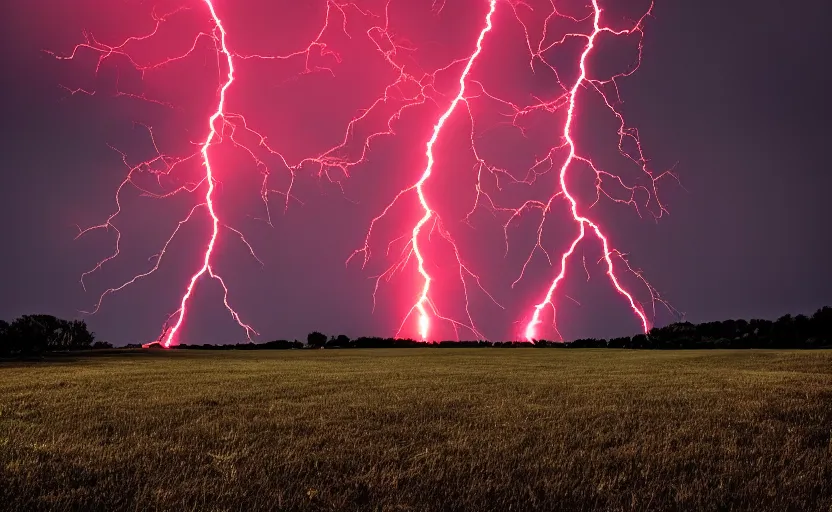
[1,349,831,511]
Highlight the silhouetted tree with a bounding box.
[570,338,606,348]
[307,331,327,348]
[810,307,832,344]
[8,315,56,354]
[326,334,351,348]
[608,336,632,348]
[0,320,9,356]
[0,315,94,355]
[66,320,96,349]
[630,334,648,349]
[260,339,294,350]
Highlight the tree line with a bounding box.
[3,306,831,356]
[0,314,111,356]
[167,306,832,350]
[567,306,832,349]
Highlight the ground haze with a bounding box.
[1,349,830,511]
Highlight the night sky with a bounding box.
[1,0,830,345]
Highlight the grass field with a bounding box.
[1,349,831,511]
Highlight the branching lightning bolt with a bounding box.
[403,0,497,341]
[351,0,498,341]
[517,0,677,341]
[161,0,249,347]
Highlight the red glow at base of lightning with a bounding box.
[395,0,495,341]
[53,0,678,345]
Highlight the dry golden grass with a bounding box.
[1,349,831,511]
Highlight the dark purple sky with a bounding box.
[1,0,830,345]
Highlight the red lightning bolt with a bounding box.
[518,0,674,342]
[348,0,500,342]
[405,0,497,341]
[407,0,497,341]
[160,0,249,347]
[49,2,260,347]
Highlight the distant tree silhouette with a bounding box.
[570,338,606,348]
[810,307,832,345]
[326,334,352,348]
[630,334,649,349]
[66,320,96,349]
[259,340,295,350]
[307,331,327,348]
[608,337,630,348]
[0,320,10,356]
[0,315,95,356]
[352,337,420,348]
